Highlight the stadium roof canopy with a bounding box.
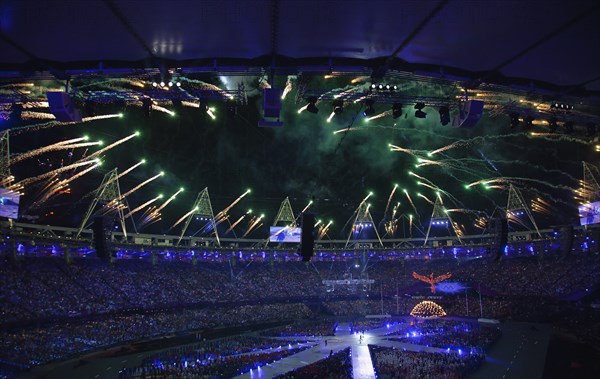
[0,0,599,95]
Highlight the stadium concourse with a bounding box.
[0,221,599,378]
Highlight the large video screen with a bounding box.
[0,188,20,219]
[269,226,302,243]
[579,201,600,226]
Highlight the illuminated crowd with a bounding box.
[274,347,352,379]
[118,336,314,379]
[386,319,502,351]
[0,247,597,374]
[370,345,484,379]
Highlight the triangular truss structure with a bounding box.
[423,194,454,245]
[0,131,11,183]
[578,162,600,205]
[506,184,541,237]
[264,197,297,246]
[76,168,127,238]
[273,197,296,226]
[176,188,219,246]
[345,200,383,248]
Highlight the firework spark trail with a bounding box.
[124,195,162,219]
[115,172,163,201]
[333,126,358,134]
[417,193,434,205]
[300,200,313,214]
[415,158,447,168]
[281,78,293,100]
[467,177,574,192]
[143,217,162,229]
[21,111,55,120]
[112,160,145,182]
[215,189,251,222]
[384,184,398,217]
[366,110,391,121]
[225,213,250,235]
[403,190,419,219]
[318,220,333,239]
[408,171,464,208]
[139,205,156,220]
[32,163,100,206]
[82,114,123,122]
[154,189,183,214]
[416,181,438,191]
[442,157,579,183]
[10,114,122,135]
[14,159,97,186]
[86,132,139,160]
[527,132,592,145]
[389,144,425,158]
[429,140,470,155]
[151,105,175,116]
[243,215,264,237]
[11,140,99,164]
[139,189,183,227]
[170,206,200,231]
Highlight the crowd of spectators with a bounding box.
[261,321,337,337]
[120,335,313,379]
[370,345,484,379]
[1,254,598,325]
[0,249,598,373]
[119,346,311,379]
[0,303,315,367]
[386,319,501,351]
[274,347,352,379]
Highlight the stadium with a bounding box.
[0,1,599,378]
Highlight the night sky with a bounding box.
[5,74,599,239]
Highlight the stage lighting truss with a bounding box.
[551,102,574,110]
[370,83,398,91]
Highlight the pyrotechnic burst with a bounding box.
[12,159,98,187]
[281,78,293,100]
[10,114,123,135]
[113,171,163,201]
[389,144,424,158]
[366,110,391,122]
[243,214,264,237]
[225,210,252,235]
[21,111,55,120]
[81,114,123,122]
[11,137,98,164]
[215,189,251,224]
[384,184,398,217]
[403,189,419,219]
[466,177,574,192]
[170,206,200,231]
[87,132,139,160]
[124,195,163,219]
[300,200,313,214]
[30,161,101,207]
[318,220,333,239]
[138,188,183,228]
[417,192,434,205]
